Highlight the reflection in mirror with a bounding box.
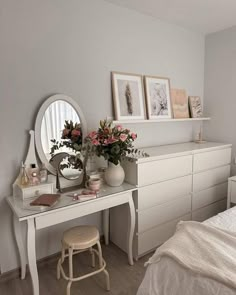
[49,152,84,192]
[59,154,83,180]
[41,100,81,163]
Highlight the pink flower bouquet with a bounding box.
[85,119,140,165]
[50,120,82,156]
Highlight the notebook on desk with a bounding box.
[30,194,60,207]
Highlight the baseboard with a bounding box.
[0,235,105,283]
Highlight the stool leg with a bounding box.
[57,245,66,280]
[89,247,95,268]
[61,246,66,263]
[66,281,72,295]
[66,247,73,295]
[104,269,110,291]
[57,258,61,280]
[96,242,103,268]
[97,242,110,291]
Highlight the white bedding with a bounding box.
[137,207,236,295]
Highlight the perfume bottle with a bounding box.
[20,162,29,186]
[29,163,40,185]
[39,163,48,183]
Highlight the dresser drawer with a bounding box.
[193,148,231,172]
[137,214,191,256]
[137,195,191,233]
[192,182,227,210]
[193,165,230,192]
[135,175,192,210]
[192,199,227,222]
[137,155,192,186]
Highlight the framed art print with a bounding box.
[189,96,203,118]
[111,72,146,120]
[171,88,189,118]
[144,76,172,119]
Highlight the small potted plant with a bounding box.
[85,119,145,186]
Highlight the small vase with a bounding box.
[105,161,125,187]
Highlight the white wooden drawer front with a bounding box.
[193,165,230,192]
[193,148,231,173]
[22,185,53,200]
[138,214,191,256]
[137,195,191,233]
[136,175,192,210]
[192,182,228,210]
[192,199,227,222]
[138,155,192,186]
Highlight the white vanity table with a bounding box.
[6,183,136,295]
[6,94,136,295]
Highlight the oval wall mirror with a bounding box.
[35,94,87,176]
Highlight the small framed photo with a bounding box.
[171,88,189,118]
[189,96,203,118]
[111,72,146,120]
[144,76,172,119]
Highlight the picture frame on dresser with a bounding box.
[144,75,172,119]
[111,71,146,120]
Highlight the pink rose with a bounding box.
[120,134,128,142]
[88,131,97,140]
[107,136,117,144]
[131,133,137,140]
[92,139,100,146]
[62,128,70,137]
[116,125,123,132]
[71,129,81,137]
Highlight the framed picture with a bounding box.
[144,76,172,119]
[171,88,189,118]
[189,96,203,118]
[111,72,146,120]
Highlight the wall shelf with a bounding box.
[113,117,211,124]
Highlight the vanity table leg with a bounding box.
[103,209,110,245]
[13,214,27,280]
[27,219,39,295]
[127,195,135,266]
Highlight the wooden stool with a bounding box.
[57,225,110,295]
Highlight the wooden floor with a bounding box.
[0,244,153,295]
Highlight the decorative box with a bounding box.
[14,182,54,200]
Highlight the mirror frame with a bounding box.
[35,94,87,175]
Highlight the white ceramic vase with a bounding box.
[104,161,125,187]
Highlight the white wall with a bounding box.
[204,26,236,172]
[0,0,205,272]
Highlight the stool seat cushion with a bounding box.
[62,226,99,249]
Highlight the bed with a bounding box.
[137,207,236,295]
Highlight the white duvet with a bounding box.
[137,207,236,295]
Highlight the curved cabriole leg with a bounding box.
[127,195,135,266]
[13,214,27,280]
[27,219,39,295]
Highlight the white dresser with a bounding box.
[110,142,232,259]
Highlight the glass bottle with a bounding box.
[39,163,48,183]
[20,162,29,186]
[29,163,40,185]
